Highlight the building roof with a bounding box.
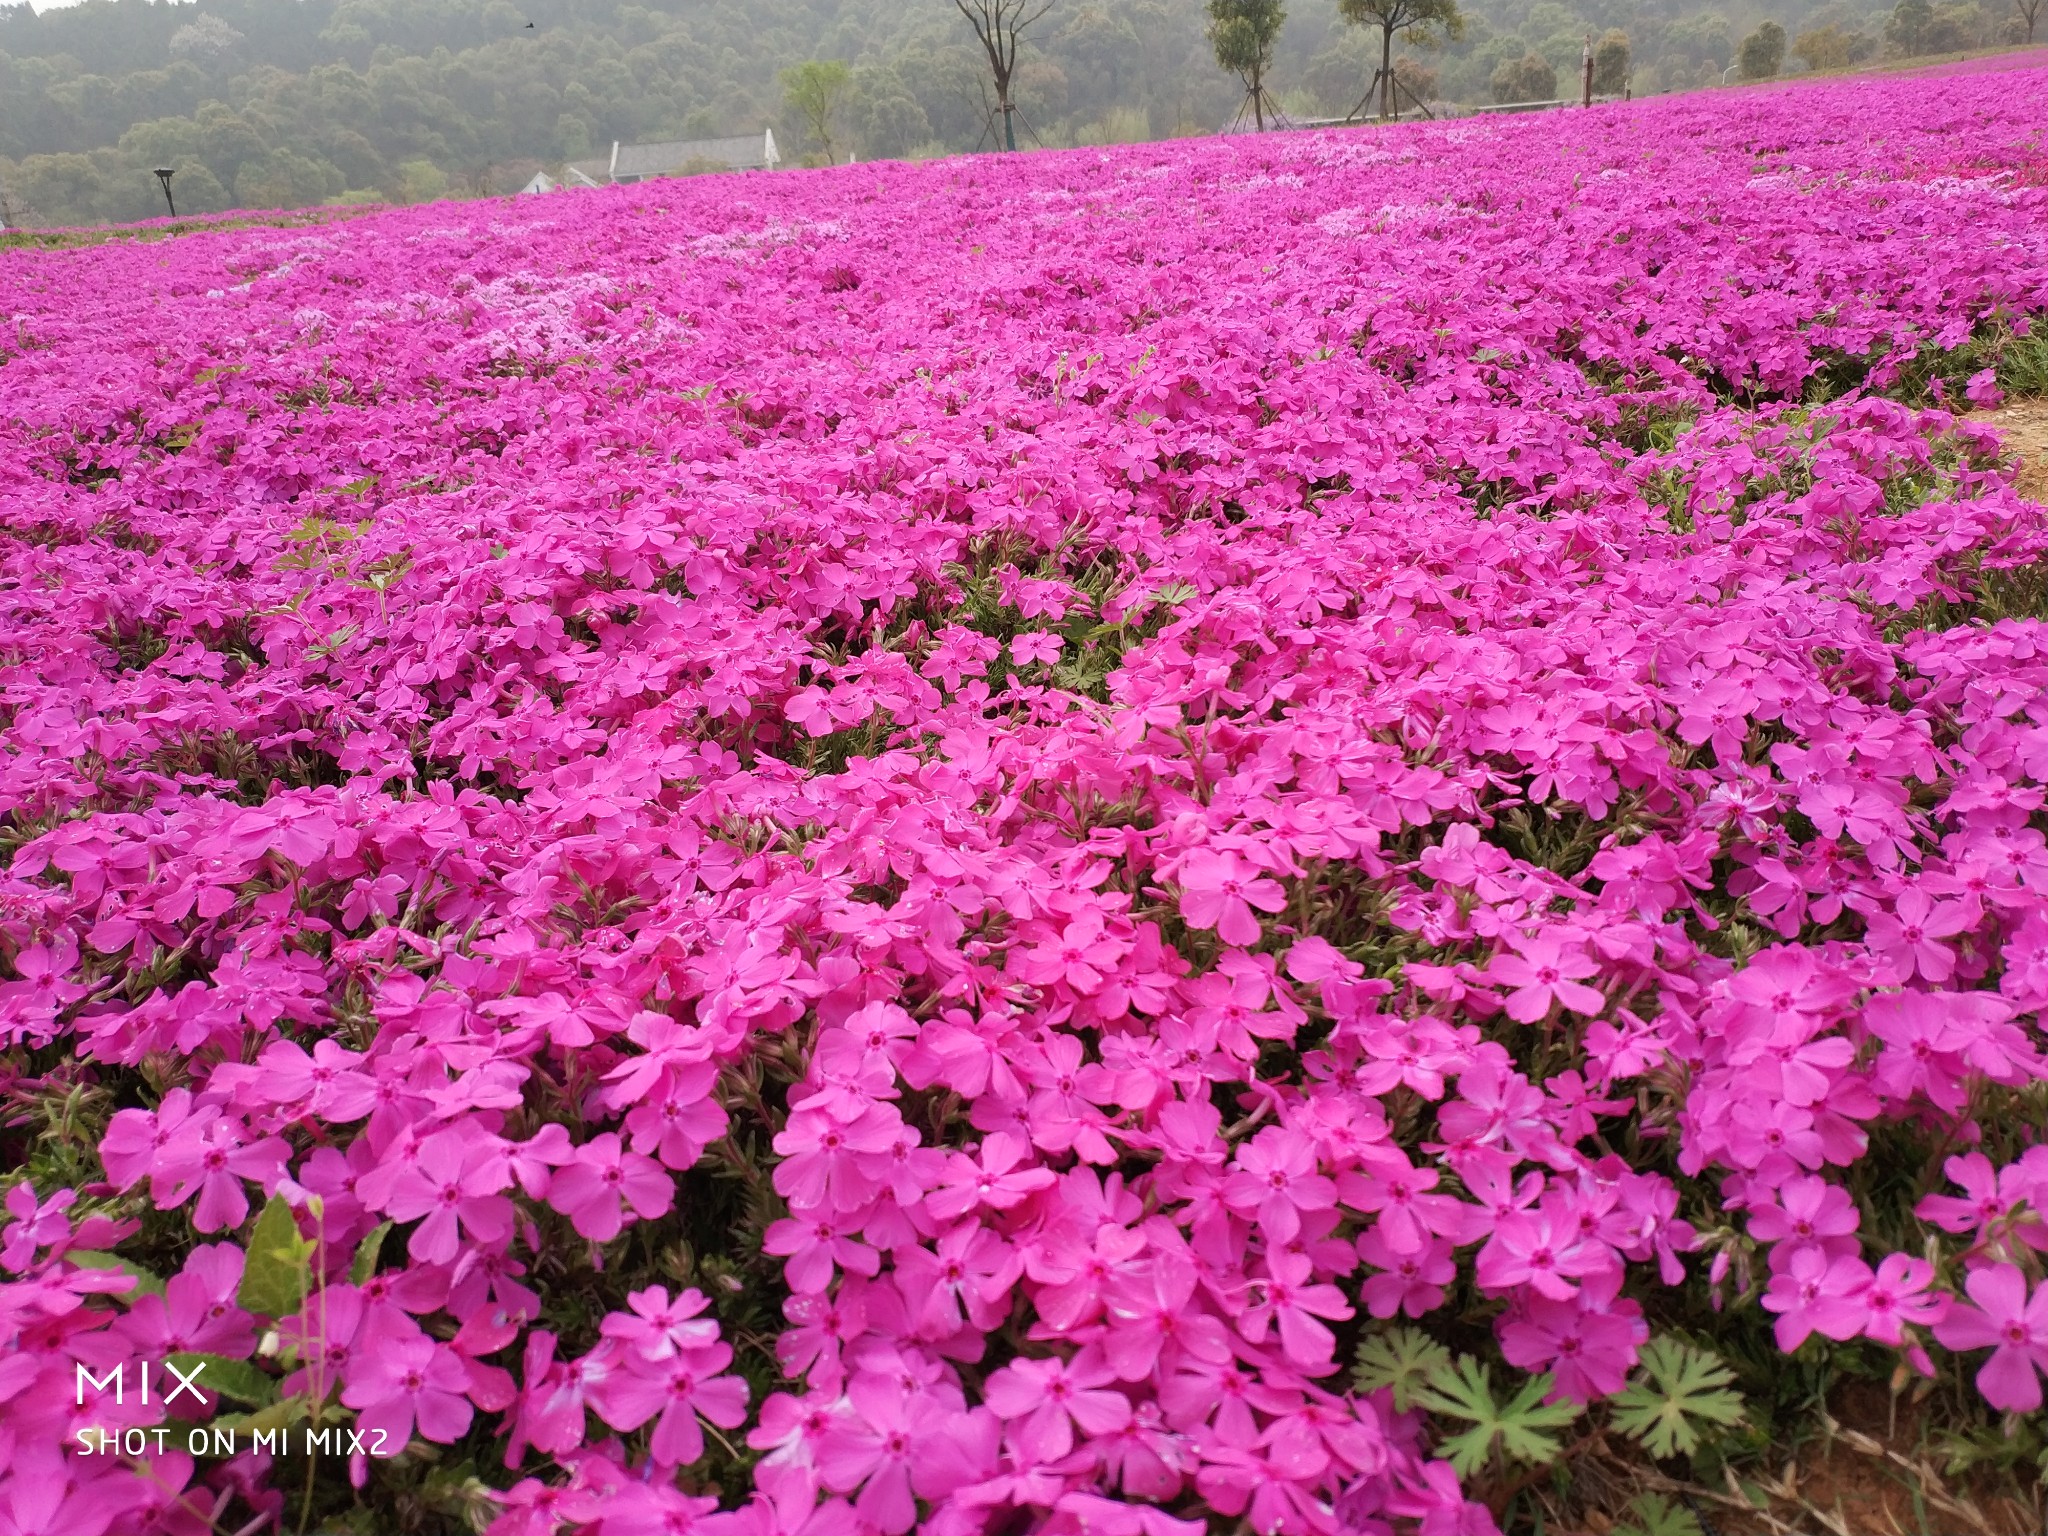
[564,131,781,187]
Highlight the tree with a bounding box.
[950,0,1055,151]
[1339,0,1463,122]
[1592,28,1630,94]
[1207,0,1287,130]
[1738,20,1787,77]
[780,59,851,166]
[1885,0,1932,53]
[167,15,244,71]
[1491,50,1556,102]
[2015,0,2042,42]
[1794,23,1855,67]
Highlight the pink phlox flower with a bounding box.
[1722,1097,1827,1180]
[506,1329,605,1461]
[1913,1152,2032,1245]
[340,1327,475,1448]
[589,1332,748,1470]
[113,1243,255,1361]
[1475,1203,1604,1302]
[1010,630,1062,668]
[1237,1250,1354,1371]
[1023,1218,1147,1333]
[0,938,88,1042]
[925,1132,1056,1223]
[249,1036,380,1121]
[814,1374,997,1534]
[1089,1398,1191,1499]
[1761,1246,1874,1351]
[1487,931,1605,1023]
[1349,1017,1464,1100]
[1224,1127,1337,1244]
[1863,886,1974,984]
[983,1346,1132,1463]
[1856,1253,1946,1347]
[548,1132,675,1242]
[148,1098,291,1234]
[380,1126,515,1264]
[505,1122,576,1198]
[1867,991,2026,1114]
[601,1285,722,1362]
[1596,1169,1697,1284]
[449,1245,544,1356]
[1436,1060,1573,1169]
[1,1184,74,1272]
[765,1209,883,1295]
[777,1282,870,1390]
[1102,1253,1234,1382]
[1498,1283,1647,1402]
[1021,1034,1120,1163]
[1339,1156,1473,1255]
[893,1221,1022,1339]
[773,1101,902,1214]
[1017,910,1130,996]
[1931,1263,2048,1413]
[1355,1229,1456,1320]
[1175,848,1286,947]
[1050,1492,1205,1536]
[1748,1174,1862,1261]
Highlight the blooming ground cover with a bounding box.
[5,59,2048,1536]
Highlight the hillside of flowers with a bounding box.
[6,58,2048,1536]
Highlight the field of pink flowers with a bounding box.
[5,58,2048,1536]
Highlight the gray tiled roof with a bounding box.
[614,135,773,178]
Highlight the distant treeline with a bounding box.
[0,0,2036,226]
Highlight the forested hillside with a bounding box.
[0,0,2037,226]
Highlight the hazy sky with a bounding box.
[27,0,190,10]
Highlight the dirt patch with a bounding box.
[1967,398,2048,503]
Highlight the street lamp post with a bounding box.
[154,167,177,218]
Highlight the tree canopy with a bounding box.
[0,0,2027,229]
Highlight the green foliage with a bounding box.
[780,59,851,166]
[1593,27,1631,92]
[67,1248,167,1301]
[1354,1325,1455,1410]
[1413,1356,1584,1476]
[237,1193,315,1318]
[350,1219,392,1284]
[1609,1337,1748,1459]
[1337,0,1467,50]
[1738,20,1787,78]
[1492,49,1558,102]
[1614,1493,1706,1536]
[166,1351,279,1409]
[1207,0,1287,126]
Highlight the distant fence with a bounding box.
[1471,95,1628,113]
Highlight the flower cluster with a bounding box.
[3,60,2048,1536]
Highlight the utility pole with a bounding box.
[1582,34,1594,106]
[154,167,178,217]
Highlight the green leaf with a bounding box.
[350,1221,392,1285]
[1415,1358,1582,1478]
[1614,1493,1704,1536]
[164,1353,277,1409]
[215,1393,310,1437]
[65,1250,166,1301]
[1353,1327,1453,1412]
[1610,1337,1747,1460]
[237,1195,314,1319]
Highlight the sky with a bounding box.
[28,0,193,10]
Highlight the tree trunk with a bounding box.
[1380,26,1394,121]
[1253,65,1267,130]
